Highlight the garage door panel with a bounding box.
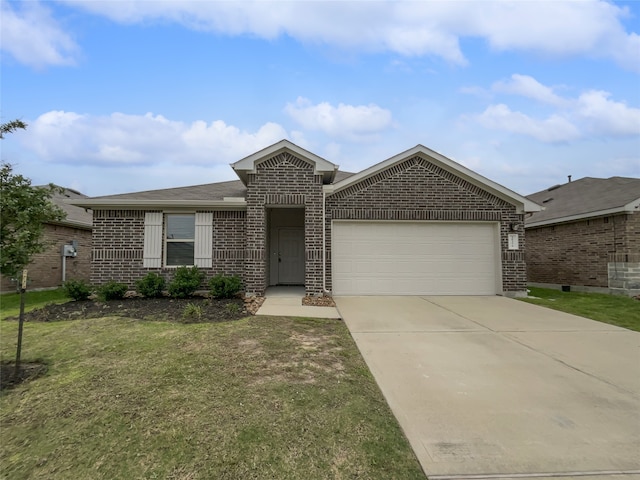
[332,222,498,296]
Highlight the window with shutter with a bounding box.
[143,212,213,268]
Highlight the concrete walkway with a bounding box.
[335,295,640,479]
[255,287,341,319]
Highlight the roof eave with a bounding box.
[67,199,247,210]
[525,199,640,228]
[325,145,542,214]
[48,219,93,230]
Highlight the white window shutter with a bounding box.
[194,212,213,268]
[143,212,163,268]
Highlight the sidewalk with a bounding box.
[255,287,341,319]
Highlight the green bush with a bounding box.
[97,280,128,301]
[135,272,165,298]
[209,274,242,299]
[63,279,92,301]
[168,266,204,298]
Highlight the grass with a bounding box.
[520,287,640,332]
[0,315,425,480]
[0,288,70,320]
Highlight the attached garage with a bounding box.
[332,221,500,296]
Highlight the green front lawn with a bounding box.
[520,287,640,332]
[0,315,424,479]
[0,288,70,320]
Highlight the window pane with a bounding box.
[166,242,194,266]
[166,214,195,239]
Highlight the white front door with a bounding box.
[278,228,305,284]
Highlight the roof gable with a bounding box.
[526,176,640,227]
[325,145,541,214]
[232,139,338,185]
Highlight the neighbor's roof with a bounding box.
[525,177,640,228]
[38,187,93,229]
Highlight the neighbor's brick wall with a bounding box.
[244,152,324,295]
[525,213,637,287]
[326,156,527,294]
[1,223,92,292]
[622,212,640,253]
[91,209,246,289]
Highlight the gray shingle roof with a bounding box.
[525,177,640,226]
[84,172,356,203]
[39,187,93,229]
[88,180,247,201]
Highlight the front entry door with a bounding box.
[278,228,304,285]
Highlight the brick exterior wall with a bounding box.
[244,152,324,295]
[87,152,530,296]
[91,209,246,289]
[1,223,92,292]
[326,156,527,294]
[526,213,639,289]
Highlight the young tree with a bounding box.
[0,164,66,277]
[0,119,27,139]
[1,120,66,277]
[1,119,67,377]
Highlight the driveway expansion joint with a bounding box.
[429,470,640,480]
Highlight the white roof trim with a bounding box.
[49,219,93,230]
[325,144,542,214]
[526,198,640,228]
[231,139,338,184]
[67,199,247,210]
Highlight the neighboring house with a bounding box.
[525,177,640,296]
[0,188,93,292]
[70,140,541,297]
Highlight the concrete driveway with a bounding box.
[335,296,640,479]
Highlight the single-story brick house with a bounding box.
[1,188,92,292]
[525,176,640,296]
[70,140,541,297]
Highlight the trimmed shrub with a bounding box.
[97,280,128,301]
[63,279,92,301]
[135,272,165,298]
[168,266,204,298]
[209,274,242,299]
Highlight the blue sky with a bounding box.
[2,0,639,197]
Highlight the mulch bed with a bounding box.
[4,296,256,324]
[0,361,48,391]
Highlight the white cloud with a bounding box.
[576,90,640,137]
[475,104,580,143]
[285,97,393,141]
[60,0,639,71]
[493,74,567,107]
[469,75,640,142]
[25,111,288,166]
[0,0,79,68]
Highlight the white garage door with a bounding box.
[332,221,499,295]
